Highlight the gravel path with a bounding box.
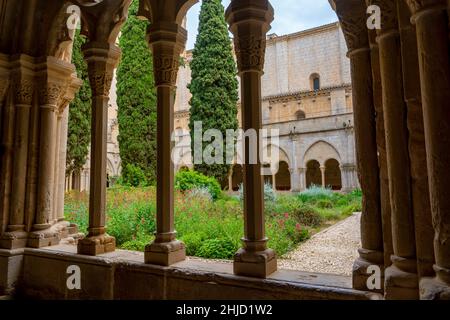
[278,212,361,276]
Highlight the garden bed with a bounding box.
[64,186,361,260]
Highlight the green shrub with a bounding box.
[121,234,154,251]
[196,238,237,259]
[291,204,323,227]
[175,170,222,200]
[238,182,277,204]
[316,198,333,209]
[121,164,148,187]
[298,185,333,203]
[181,233,203,256]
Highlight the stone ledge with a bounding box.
[15,245,381,300]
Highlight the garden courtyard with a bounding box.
[64,171,362,276]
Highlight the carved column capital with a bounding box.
[35,57,77,107]
[38,82,65,108]
[146,23,188,87]
[332,0,370,54]
[59,74,83,115]
[9,55,36,106]
[370,0,400,33]
[405,0,447,14]
[225,0,274,73]
[83,42,121,97]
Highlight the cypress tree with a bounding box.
[188,0,239,183]
[67,31,91,177]
[117,0,157,186]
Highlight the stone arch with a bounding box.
[262,144,291,167]
[303,140,341,167]
[275,161,291,191]
[306,160,321,188]
[325,158,342,190]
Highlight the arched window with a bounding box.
[325,159,342,190]
[310,73,320,91]
[295,110,306,120]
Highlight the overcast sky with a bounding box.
[186,0,338,49]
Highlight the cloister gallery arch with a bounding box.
[0,0,449,300]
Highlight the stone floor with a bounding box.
[278,213,361,275]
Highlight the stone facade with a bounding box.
[174,22,359,192]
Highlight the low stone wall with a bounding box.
[2,245,380,300]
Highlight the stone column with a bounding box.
[0,55,11,235]
[55,76,81,233]
[373,0,418,299]
[299,167,306,191]
[397,0,435,279]
[406,0,450,299]
[0,56,34,249]
[333,0,384,292]
[272,174,276,190]
[228,170,233,191]
[28,57,73,248]
[226,0,277,278]
[52,111,63,223]
[144,21,188,266]
[366,23,394,270]
[77,43,119,255]
[56,107,69,221]
[290,168,300,192]
[320,166,326,188]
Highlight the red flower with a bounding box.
[284,213,289,219]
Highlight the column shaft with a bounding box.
[155,86,175,237]
[408,0,450,299]
[77,44,118,255]
[144,20,188,266]
[226,0,277,278]
[368,29,394,270]
[376,0,418,299]
[349,47,384,291]
[397,0,435,279]
[320,166,326,188]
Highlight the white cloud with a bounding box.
[186,0,337,49]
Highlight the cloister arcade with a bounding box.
[0,0,450,300]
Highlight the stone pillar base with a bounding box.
[77,234,116,256]
[0,230,28,250]
[0,248,24,295]
[352,248,384,293]
[385,261,419,300]
[145,240,186,266]
[233,248,277,278]
[420,274,450,300]
[27,225,61,248]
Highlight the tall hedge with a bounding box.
[117,1,157,186]
[188,0,239,183]
[67,31,91,176]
